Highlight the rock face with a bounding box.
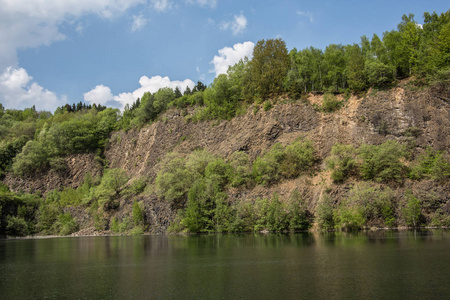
[3,83,450,232]
[106,85,450,178]
[4,154,102,195]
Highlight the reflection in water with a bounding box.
[0,230,449,299]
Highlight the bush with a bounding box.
[316,195,336,230]
[252,143,285,185]
[403,191,421,227]
[321,94,342,112]
[280,138,316,178]
[288,190,313,231]
[359,140,405,183]
[263,101,273,111]
[326,143,358,182]
[110,217,119,233]
[346,182,396,227]
[229,151,253,187]
[204,158,232,188]
[37,204,60,234]
[409,147,450,181]
[93,168,129,210]
[6,215,28,236]
[334,205,365,231]
[132,201,144,226]
[155,153,195,204]
[55,212,78,235]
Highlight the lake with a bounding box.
[1,230,450,299]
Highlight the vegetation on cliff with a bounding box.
[1,10,450,237]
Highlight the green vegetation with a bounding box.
[1,10,450,236]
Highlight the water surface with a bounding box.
[1,230,449,299]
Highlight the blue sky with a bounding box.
[0,0,448,111]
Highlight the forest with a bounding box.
[0,11,449,237]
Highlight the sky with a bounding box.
[0,0,448,112]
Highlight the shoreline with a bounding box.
[2,226,449,240]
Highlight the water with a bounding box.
[1,230,450,299]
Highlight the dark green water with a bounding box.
[1,230,450,299]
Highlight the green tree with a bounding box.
[249,38,289,99]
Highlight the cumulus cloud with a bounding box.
[220,14,247,35]
[210,41,254,76]
[132,14,148,32]
[297,10,314,23]
[84,75,195,109]
[0,0,147,111]
[83,85,114,105]
[150,0,172,12]
[0,67,67,111]
[0,0,145,71]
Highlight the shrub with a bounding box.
[326,143,358,182]
[132,201,144,226]
[110,217,119,233]
[229,151,253,187]
[56,212,78,235]
[288,190,313,231]
[155,153,195,204]
[130,226,144,235]
[263,101,273,111]
[280,138,316,178]
[37,204,60,234]
[6,215,28,236]
[408,147,450,181]
[321,94,342,112]
[358,140,405,183]
[403,191,421,227]
[334,205,365,231]
[253,143,285,185]
[204,158,232,188]
[316,195,336,230]
[346,182,396,227]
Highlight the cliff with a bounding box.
[3,81,450,233]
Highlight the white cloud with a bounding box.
[0,67,67,111]
[0,0,145,71]
[186,0,217,8]
[84,75,195,109]
[220,14,247,35]
[297,11,314,23]
[210,41,254,76]
[132,14,148,32]
[150,0,172,12]
[83,85,114,105]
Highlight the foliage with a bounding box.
[252,143,285,185]
[408,147,450,181]
[280,138,316,178]
[55,212,78,235]
[403,190,422,227]
[132,201,144,226]
[345,183,396,227]
[89,168,129,210]
[287,190,313,231]
[326,143,358,182]
[249,38,289,99]
[6,215,29,236]
[316,196,336,230]
[359,140,405,183]
[321,94,343,112]
[254,139,316,185]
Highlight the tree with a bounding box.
[345,44,366,91]
[249,38,289,99]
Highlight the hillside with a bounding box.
[2,80,449,235]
